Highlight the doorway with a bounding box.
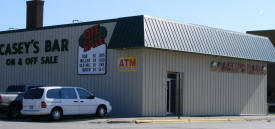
[167,73,177,114]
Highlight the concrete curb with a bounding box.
[105,118,244,124]
[134,118,244,124]
[106,120,135,124]
[102,115,275,124]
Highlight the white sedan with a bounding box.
[21,86,112,120]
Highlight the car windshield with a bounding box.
[24,88,44,99]
[6,85,25,92]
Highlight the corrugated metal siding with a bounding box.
[142,48,267,116]
[0,24,144,116]
[143,16,275,62]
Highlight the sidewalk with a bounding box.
[88,114,275,124]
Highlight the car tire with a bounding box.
[8,104,21,119]
[50,108,62,121]
[96,105,107,117]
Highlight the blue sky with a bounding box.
[0,0,275,32]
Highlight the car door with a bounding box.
[46,89,62,110]
[76,88,97,114]
[60,88,79,115]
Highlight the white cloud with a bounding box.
[258,10,265,15]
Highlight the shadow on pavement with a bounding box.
[0,114,107,123]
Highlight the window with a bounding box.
[61,88,77,99]
[47,89,61,99]
[77,88,92,99]
[24,88,44,99]
[28,85,42,90]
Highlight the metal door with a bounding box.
[167,78,176,113]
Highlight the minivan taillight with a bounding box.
[0,96,2,103]
[41,101,47,108]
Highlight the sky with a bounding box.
[0,0,275,33]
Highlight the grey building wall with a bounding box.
[142,48,268,116]
[0,24,144,116]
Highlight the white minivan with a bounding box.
[21,86,112,120]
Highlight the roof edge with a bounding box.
[0,15,145,34]
[143,15,270,40]
[247,30,275,32]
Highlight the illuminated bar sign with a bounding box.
[117,57,137,72]
[211,61,267,74]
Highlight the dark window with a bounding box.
[24,88,44,99]
[28,86,36,90]
[47,89,61,99]
[28,85,42,90]
[61,88,77,99]
[6,85,25,92]
[77,88,92,99]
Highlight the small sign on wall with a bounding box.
[211,61,267,74]
[78,23,116,74]
[117,57,137,72]
[78,25,107,74]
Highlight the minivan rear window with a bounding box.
[24,88,44,99]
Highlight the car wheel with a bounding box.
[8,105,20,118]
[51,108,62,121]
[96,106,107,117]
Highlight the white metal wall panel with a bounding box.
[142,48,267,116]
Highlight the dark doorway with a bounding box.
[167,73,177,114]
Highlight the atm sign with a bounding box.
[118,57,137,72]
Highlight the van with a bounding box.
[21,86,112,120]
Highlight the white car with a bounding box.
[21,86,112,120]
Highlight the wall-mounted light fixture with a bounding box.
[262,66,267,73]
[211,61,218,71]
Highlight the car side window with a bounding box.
[77,88,92,99]
[61,88,77,99]
[47,89,61,99]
